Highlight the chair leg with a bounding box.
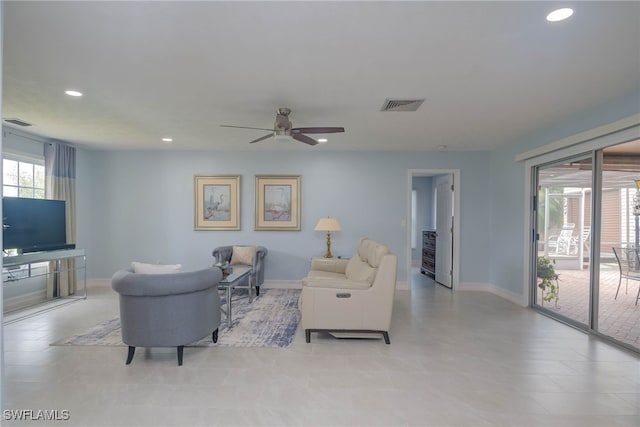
[636,284,640,306]
[615,277,622,299]
[212,328,219,343]
[126,346,135,365]
[382,331,390,345]
[177,346,184,366]
[305,329,311,343]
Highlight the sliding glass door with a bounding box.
[535,155,593,329]
[532,139,640,352]
[596,143,640,350]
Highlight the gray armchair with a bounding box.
[111,267,222,366]
[212,245,267,295]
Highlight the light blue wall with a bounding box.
[488,89,640,295]
[82,150,492,283]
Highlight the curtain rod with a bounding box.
[3,128,75,148]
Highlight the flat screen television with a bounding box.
[2,197,74,253]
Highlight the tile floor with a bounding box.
[2,272,639,426]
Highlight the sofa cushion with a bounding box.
[230,246,257,265]
[367,242,389,268]
[357,239,372,263]
[131,261,182,275]
[345,256,376,284]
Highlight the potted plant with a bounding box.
[537,257,559,306]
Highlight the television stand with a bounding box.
[3,249,87,321]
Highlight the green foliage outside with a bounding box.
[537,187,565,240]
[537,257,559,305]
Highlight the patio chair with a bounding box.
[547,224,575,255]
[568,226,591,255]
[612,247,640,305]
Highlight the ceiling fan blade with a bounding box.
[248,134,274,144]
[292,133,318,146]
[291,127,345,134]
[221,125,275,132]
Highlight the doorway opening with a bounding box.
[408,169,460,292]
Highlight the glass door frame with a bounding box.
[530,152,597,332]
[524,123,640,353]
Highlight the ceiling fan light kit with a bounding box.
[221,108,344,146]
[273,134,292,142]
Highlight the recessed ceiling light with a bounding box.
[65,90,83,97]
[162,137,173,143]
[317,138,328,143]
[546,8,574,22]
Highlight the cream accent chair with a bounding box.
[300,237,397,344]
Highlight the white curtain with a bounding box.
[44,143,77,298]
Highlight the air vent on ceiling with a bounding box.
[3,118,32,127]
[380,98,425,112]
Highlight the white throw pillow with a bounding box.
[230,246,258,266]
[131,261,182,274]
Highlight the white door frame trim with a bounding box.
[407,169,461,292]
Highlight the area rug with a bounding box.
[51,289,301,348]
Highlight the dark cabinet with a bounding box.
[421,230,436,278]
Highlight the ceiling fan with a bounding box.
[220,107,345,146]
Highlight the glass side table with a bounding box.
[217,268,253,326]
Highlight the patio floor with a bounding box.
[537,264,640,349]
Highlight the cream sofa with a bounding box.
[300,237,397,344]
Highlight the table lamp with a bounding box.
[314,217,342,258]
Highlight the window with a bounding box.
[2,158,45,198]
[2,157,46,256]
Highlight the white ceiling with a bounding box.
[2,1,639,152]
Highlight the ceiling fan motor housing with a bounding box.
[274,108,293,133]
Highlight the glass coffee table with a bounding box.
[218,268,253,326]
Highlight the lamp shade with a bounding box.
[314,217,342,232]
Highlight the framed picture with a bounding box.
[194,175,240,230]
[255,175,301,231]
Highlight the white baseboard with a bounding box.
[88,278,111,287]
[458,282,526,307]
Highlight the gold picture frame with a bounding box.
[194,175,240,230]
[255,175,301,231]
